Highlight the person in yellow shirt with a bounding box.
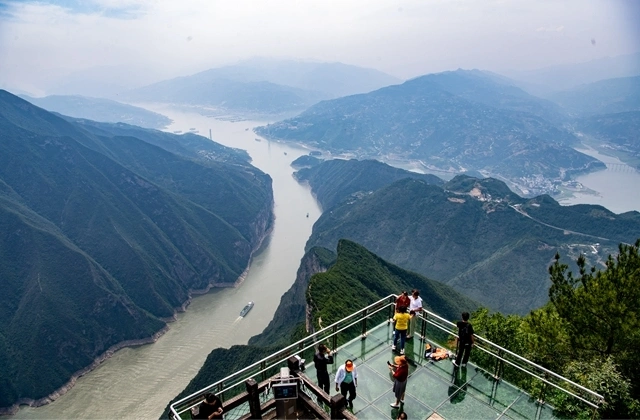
[392,306,411,355]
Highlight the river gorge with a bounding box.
[11,108,322,419]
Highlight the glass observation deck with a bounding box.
[169,296,603,420]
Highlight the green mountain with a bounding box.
[549,76,640,116]
[164,240,477,417]
[19,94,172,129]
[256,69,603,183]
[304,174,640,314]
[0,90,273,410]
[294,159,443,210]
[307,240,478,327]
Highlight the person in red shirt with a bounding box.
[395,291,410,311]
[388,355,409,408]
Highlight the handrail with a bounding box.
[418,307,604,404]
[170,294,603,418]
[169,296,392,418]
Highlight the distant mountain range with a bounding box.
[503,52,640,96]
[545,76,640,168]
[256,69,604,186]
[298,159,640,314]
[0,90,273,410]
[19,94,172,129]
[575,111,640,167]
[122,58,400,118]
[549,76,640,116]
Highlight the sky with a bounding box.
[0,0,638,95]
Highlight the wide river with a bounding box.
[12,108,322,419]
[558,147,640,213]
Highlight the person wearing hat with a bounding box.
[335,359,358,408]
[388,355,409,408]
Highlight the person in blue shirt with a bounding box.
[335,359,358,408]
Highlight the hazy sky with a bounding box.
[0,0,639,94]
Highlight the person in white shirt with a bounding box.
[335,359,358,408]
[408,290,423,339]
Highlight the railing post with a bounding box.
[389,296,395,321]
[332,325,338,353]
[261,361,267,382]
[420,312,427,341]
[537,373,549,406]
[361,308,368,338]
[330,393,346,419]
[246,378,262,419]
[493,349,503,380]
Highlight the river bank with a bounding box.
[1,326,169,416]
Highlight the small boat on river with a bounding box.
[240,301,254,317]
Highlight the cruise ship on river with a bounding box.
[239,301,254,317]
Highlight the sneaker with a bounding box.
[452,360,459,367]
[401,399,405,404]
[461,363,467,367]
[392,345,396,350]
[348,400,353,409]
[390,403,400,408]
[400,349,405,355]
[406,335,413,339]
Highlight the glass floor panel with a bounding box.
[308,322,558,419]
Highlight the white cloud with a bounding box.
[536,25,565,32]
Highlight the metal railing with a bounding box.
[169,295,603,419]
[418,306,605,411]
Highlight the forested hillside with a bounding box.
[470,242,640,418]
[303,173,640,314]
[294,159,443,210]
[0,90,274,411]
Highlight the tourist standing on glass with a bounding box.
[392,306,410,355]
[452,311,475,368]
[388,355,409,408]
[407,290,423,339]
[313,344,334,394]
[335,359,358,408]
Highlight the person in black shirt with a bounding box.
[194,393,223,419]
[453,312,475,368]
[313,344,334,394]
